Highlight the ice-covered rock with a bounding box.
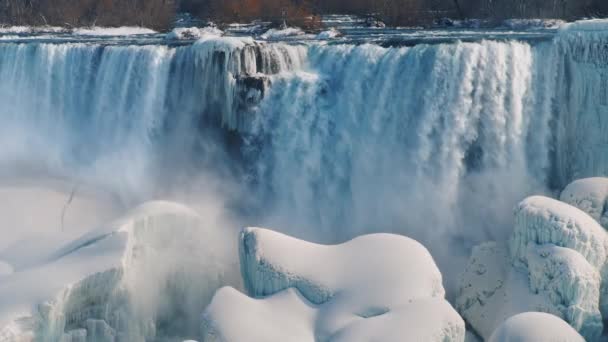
[560,178,608,228]
[489,312,585,342]
[510,196,607,270]
[458,196,607,340]
[0,201,238,341]
[203,228,464,342]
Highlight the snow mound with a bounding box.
[73,27,156,36]
[239,227,445,304]
[203,287,316,342]
[0,201,237,341]
[260,27,304,40]
[510,196,607,270]
[167,27,223,40]
[489,312,584,342]
[203,228,464,342]
[560,177,608,228]
[204,287,463,342]
[458,196,607,340]
[316,28,341,40]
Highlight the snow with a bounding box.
[203,228,464,342]
[260,27,304,40]
[457,196,607,340]
[167,27,223,40]
[502,19,565,30]
[489,312,584,342]
[73,27,156,36]
[0,200,238,341]
[560,177,608,228]
[316,28,341,40]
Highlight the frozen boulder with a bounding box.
[560,177,608,228]
[489,312,584,342]
[510,196,607,270]
[456,242,602,340]
[203,228,464,341]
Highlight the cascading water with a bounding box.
[0,21,607,340]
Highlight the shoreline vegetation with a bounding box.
[0,0,606,32]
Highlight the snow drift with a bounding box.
[203,228,464,341]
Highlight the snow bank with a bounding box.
[260,27,304,40]
[73,27,156,36]
[166,27,223,40]
[0,201,238,341]
[203,228,464,342]
[458,196,607,340]
[0,26,66,34]
[489,312,584,342]
[560,177,608,228]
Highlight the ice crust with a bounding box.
[489,312,585,342]
[457,195,607,341]
[203,227,464,342]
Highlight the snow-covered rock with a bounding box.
[203,228,464,342]
[0,201,238,341]
[560,177,608,228]
[239,227,445,304]
[166,27,223,40]
[458,196,607,340]
[489,312,584,342]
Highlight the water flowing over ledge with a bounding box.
[0,20,607,340]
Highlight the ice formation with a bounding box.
[166,27,224,40]
[489,312,585,342]
[457,196,607,340]
[0,201,238,341]
[203,228,464,341]
[560,178,608,228]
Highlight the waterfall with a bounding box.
[0,22,606,302]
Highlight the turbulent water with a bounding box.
[0,22,607,335]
